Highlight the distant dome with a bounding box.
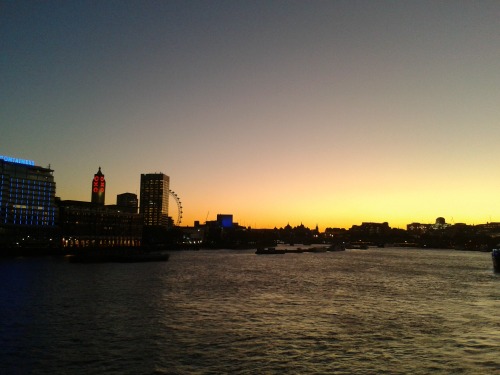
[436,217,446,225]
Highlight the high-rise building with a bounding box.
[140,173,169,227]
[91,167,106,205]
[0,155,57,248]
[117,192,138,214]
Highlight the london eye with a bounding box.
[169,190,183,226]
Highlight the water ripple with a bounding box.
[1,249,498,374]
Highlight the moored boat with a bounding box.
[328,244,346,252]
[492,249,500,273]
[255,247,286,255]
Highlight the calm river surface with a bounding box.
[1,248,498,374]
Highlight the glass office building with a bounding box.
[0,155,57,248]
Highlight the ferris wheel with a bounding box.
[168,189,183,226]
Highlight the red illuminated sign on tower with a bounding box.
[91,167,106,205]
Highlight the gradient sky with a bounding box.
[2,1,500,229]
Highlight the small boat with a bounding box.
[328,244,346,252]
[255,247,286,255]
[492,249,500,273]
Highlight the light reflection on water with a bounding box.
[1,248,498,374]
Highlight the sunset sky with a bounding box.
[2,1,500,229]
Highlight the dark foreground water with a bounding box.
[1,248,498,374]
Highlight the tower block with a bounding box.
[91,167,106,205]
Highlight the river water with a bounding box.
[1,248,498,374]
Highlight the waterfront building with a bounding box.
[324,227,347,238]
[203,214,252,248]
[407,217,450,233]
[58,169,142,249]
[140,173,170,227]
[348,222,392,244]
[117,192,138,213]
[350,222,391,235]
[407,222,432,234]
[0,155,57,249]
[433,217,450,230]
[217,214,234,228]
[475,222,500,236]
[57,200,142,249]
[91,167,105,205]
